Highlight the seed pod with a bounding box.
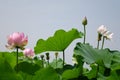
[55,52,58,58]
[40,55,44,60]
[46,53,50,60]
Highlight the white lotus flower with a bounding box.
[103,31,114,40]
[97,25,107,35]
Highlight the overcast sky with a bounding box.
[0,0,120,63]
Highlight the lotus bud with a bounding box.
[23,48,35,59]
[82,16,87,26]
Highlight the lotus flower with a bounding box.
[23,48,35,58]
[97,25,114,49]
[97,25,107,35]
[103,31,114,40]
[6,32,28,50]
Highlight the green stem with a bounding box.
[56,57,57,68]
[47,60,49,65]
[40,55,44,68]
[83,25,86,44]
[16,47,19,73]
[63,50,65,67]
[97,40,99,49]
[96,64,99,78]
[97,33,100,49]
[42,59,44,68]
[101,37,105,49]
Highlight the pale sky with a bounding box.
[0,0,120,64]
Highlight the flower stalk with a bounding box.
[97,33,102,49]
[83,25,86,44]
[63,50,65,67]
[16,47,19,73]
[82,16,87,44]
[97,40,100,49]
[40,55,44,68]
[46,53,50,65]
[101,36,105,49]
[55,52,58,68]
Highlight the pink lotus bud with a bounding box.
[97,25,107,35]
[6,32,28,49]
[23,48,35,58]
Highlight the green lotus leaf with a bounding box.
[62,68,80,80]
[74,43,113,68]
[106,71,120,80]
[32,66,61,80]
[0,56,22,80]
[14,61,40,75]
[50,58,63,69]
[84,64,98,79]
[74,43,101,64]
[0,52,16,69]
[112,51,120,63]
[34,28,83,54]
[111,51,120,71]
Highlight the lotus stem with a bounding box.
[63,50,65,67]
[46,53,50,65]
[55,52,58,68]
[40,55,44,68]
[97,40,100,49]
[83,25,86,44]
[56,57,57,68]
[97,33,102,49]
[47,60,49,65]
[101,37,105,49]
[16,47,19,73]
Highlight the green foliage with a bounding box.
[84,64,98,79]
[32,66,61,80]
[1,28,120,80]
[50,58,63,69]
[14,61,40,75]
[74,43,120,79]
[74,43,113,68]
[0,52,16,68]
[62,68,80,80]
[34,28,83,54]
[0,54,22,80]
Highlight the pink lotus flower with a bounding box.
[23,48,35,58]
[6,32,28,50]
